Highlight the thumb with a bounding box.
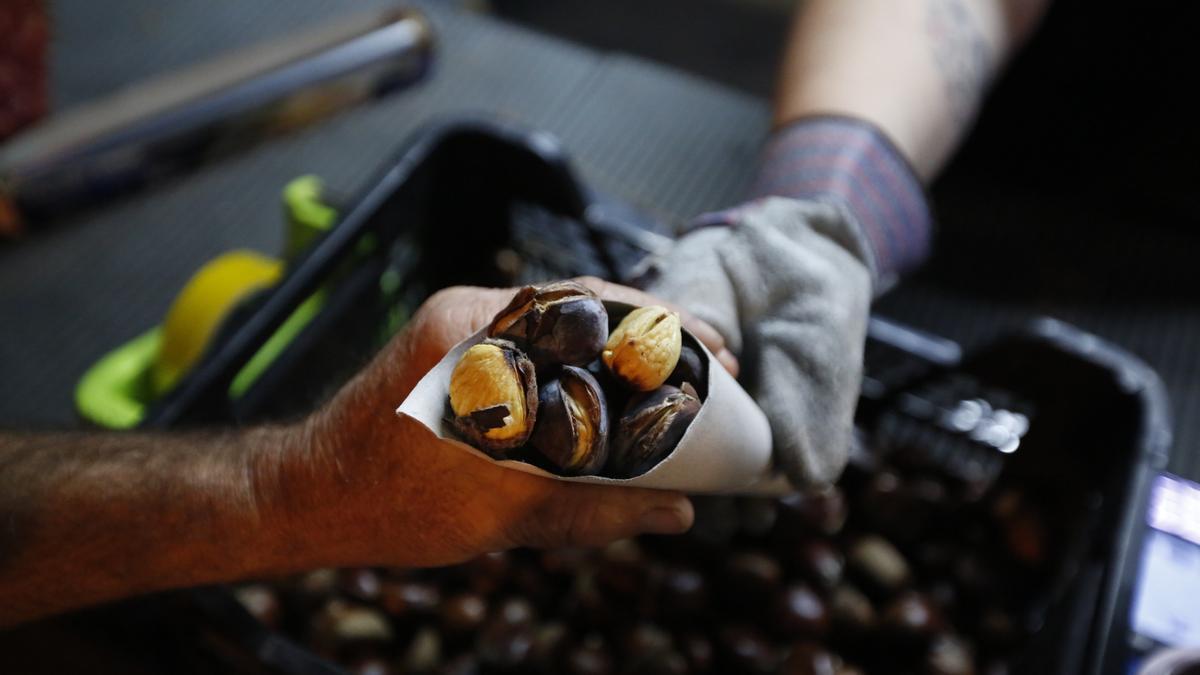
[505,484,694,549]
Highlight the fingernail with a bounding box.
[638,504,691,535]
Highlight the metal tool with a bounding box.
[0,7,433,235]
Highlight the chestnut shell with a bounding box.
[449,338,538,454]
[530,365,610,475]
[489,281,608,368]
[611,383,701,478]
[665,342,707,398]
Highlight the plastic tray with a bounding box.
[856,317,1171,675]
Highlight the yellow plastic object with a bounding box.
[151,251,283,395]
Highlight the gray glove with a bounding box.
[644,197,873,487]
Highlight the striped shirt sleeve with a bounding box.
[743,116,933,286]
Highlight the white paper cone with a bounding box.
[396,301,787,495]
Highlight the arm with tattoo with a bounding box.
[773,0,1050,180]
[640,0,1051,491]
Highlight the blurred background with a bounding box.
[2,0,1199,673]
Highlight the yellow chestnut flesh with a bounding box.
[602,306,683,391]
[562,377,595,467]
[449,342,529,442]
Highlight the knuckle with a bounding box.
[510,496,600,549]
[560,502,603,547]
[571,276,608,296]
[426,286,470,308]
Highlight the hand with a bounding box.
[644,198,872,488]
[260,278,735,569]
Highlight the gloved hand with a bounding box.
[643,117,932,488]
[644,198,870,487]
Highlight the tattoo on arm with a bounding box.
[925,0,998,125]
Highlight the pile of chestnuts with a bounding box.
[446,281,705,478]
[237,449,1062,675]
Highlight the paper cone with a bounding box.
[397,302,787,494]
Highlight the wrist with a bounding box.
[242,421,329,575]
[249,402,401,571]
[749,116,934,292]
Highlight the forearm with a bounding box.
[775,0,1050,180]
[0,426,300,626]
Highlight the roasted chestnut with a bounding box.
[611,383,701,477]
[234,584,282,629]
[882,591,943,639]
[298,567,338,596]
[340,568,382,602]
[774,584,829,638]
[439,654,481,675]
[494,596,537,628]
[977,608,1018,651]
[953,553,999,601]
[680,632,714,673]
[659,565,707,617]
[689,495,741,547]
[737,498,779,538]
[448,339,538,453]
[724,551,784,606]
[311,602,393,654]
[530,365,610,475]
[603,305,683,391]
[623,622,673,660]
[401,627,442,672]
[476,619,535,671]
[464,551,512,596]
[875,592,943,665]
[564,634,614,675]
[717,625,778,674]
[380,580,440,618]
[848,535,911,596]
[349,657,393,675]
[776,488,847,539]
[1003,508,1047,566]
[927,633,975,675]
[510,560,562,611]
[795,540,844,591]
[780,642,842,675]
[489,281,609,367]
[440,592,488,635]
[631,650,689,675]
[530,622,570,671]
[596,539,651,600]
[830,585,876,633]
[666,342,707,396]
[540,547,591,577]
[568,570,618,629]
